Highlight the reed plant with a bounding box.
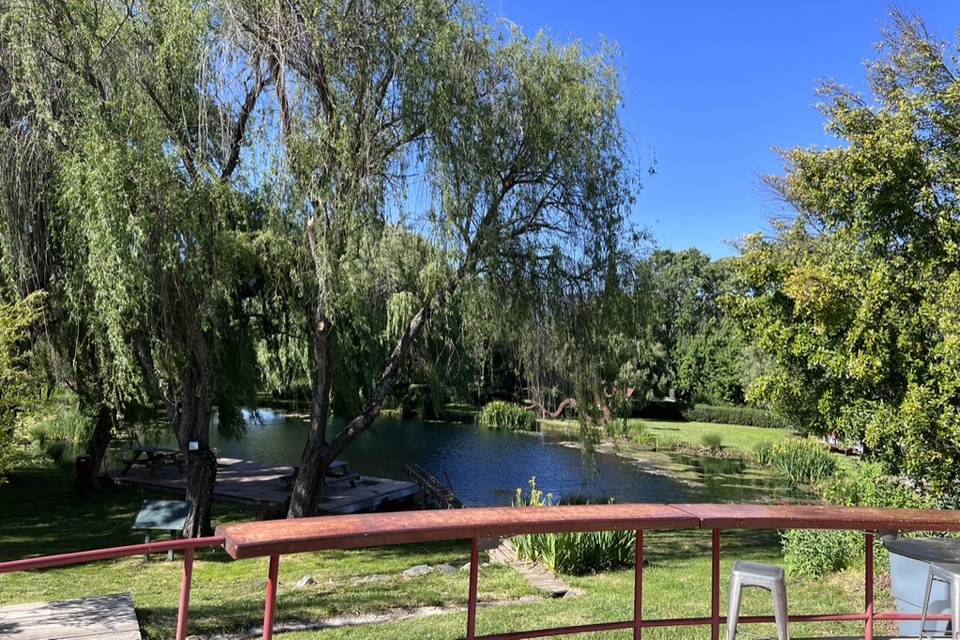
[512,477,635,575]
[477,401,537,431]
[766,438,836,485]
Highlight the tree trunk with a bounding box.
[176,356,218,537]
[184,446,217,537]
[85,404,114,486]
[287,313,334,518]
[288,291,450,519]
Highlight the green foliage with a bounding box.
[682,404,787,429]
[477,401,536,431]
[752,441,775,466]
[726,12,960,501]
[0,292,44,481]
[782,529,861,578]
[762,438,836,485]
[823,462,935,510]
[781,463,932,577]
[645,250,749,405]
[700,433,723,451]
[512,478,635,575]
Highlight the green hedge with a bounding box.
[682,404,787,429]
[477,401,537,431]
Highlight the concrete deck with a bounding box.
[0,594,140,640]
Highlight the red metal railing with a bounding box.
[0,536,223,640]
[4,503,960,640]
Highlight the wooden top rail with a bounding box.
[675,503,960,532]
[217,504,698,559]
[217,503,960,560]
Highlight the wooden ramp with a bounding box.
[0,593,140,640]
[404,464,463,509]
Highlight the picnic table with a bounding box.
[121,446,184,476]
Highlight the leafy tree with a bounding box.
[2,0,265,534]
[231,0,636,517]
[729,12,960,500]
[644,249,746,404]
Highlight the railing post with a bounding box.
[711,528,721,640]
[634,530,644,640]
[175,547,194,640]
[865,533,874,640]
[467,537,479,640]
[262,554,280,640]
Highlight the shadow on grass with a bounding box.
[0,466,255,562]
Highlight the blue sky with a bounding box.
[487,1,960,257]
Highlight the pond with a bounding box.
[142,408,800,507]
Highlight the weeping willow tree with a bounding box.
[227,0,637,517]
[2,0,265,535]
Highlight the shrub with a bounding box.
[700,433,723,451]
[781,463,933,577]
[512,477,635,575]
[631,423,658,448]
[477,401,536,431]
[633,399,685,421]
[782,529,862,577]
[682,404,787,429]
[766,438,836,485]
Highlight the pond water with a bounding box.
[143,409,796,507]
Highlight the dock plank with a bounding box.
[0,594,141,640]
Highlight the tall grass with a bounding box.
[763,438,836,485]
[477,401,537,431]
[511,477,635,575]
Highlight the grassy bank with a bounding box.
[540,417,789,454]
[1,464,897,640]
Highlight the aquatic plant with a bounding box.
[512,477,635,575]
[766,438,836,485]
[477,401,537,431]
[700,433,723,451]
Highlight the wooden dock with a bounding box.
[115,457,419,514]
[0,593,141,640]
[115,456,295,505]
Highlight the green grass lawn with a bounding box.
[1,464,889,640]
[630,418,788,453]
[541,417,790,455]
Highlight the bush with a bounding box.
[766,438,836,485]
[512,477,635,575]
[682,404,787,429]
[780,463,933,577]
[701,433,723,451]
[782,529,862,577]
[477,401,537,431]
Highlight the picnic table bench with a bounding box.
[121,447,184,476]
